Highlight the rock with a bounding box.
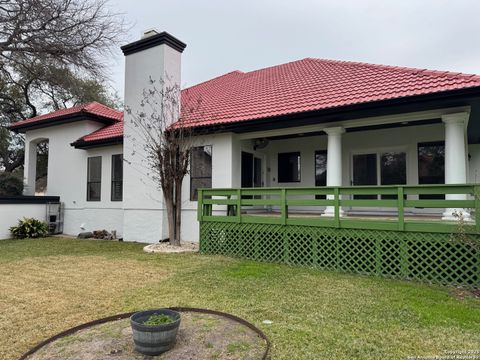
[93,230,108,239]
[77,232,93,239]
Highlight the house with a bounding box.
[5,30,480,251]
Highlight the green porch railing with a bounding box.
[198,184,480,234]
[198,184,480,287]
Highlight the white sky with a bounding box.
[107,0,480,99]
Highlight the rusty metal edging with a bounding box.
[18,307,270,360]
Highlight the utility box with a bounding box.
[46,202,63,235]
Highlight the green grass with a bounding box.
[0,237,479,360]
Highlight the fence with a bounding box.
[198,185,479,287]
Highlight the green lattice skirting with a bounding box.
[200,222,479,287]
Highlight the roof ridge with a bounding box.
[305,57,480,80]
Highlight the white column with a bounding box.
[323,126,345,217]
[23,139,37,195]
[442,112,471,221]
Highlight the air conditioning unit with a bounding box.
[46,202,64,235]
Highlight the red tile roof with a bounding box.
[9,101,123,130]
[180,58,480,127]
[11,58,480,146]
[78,121,124,143]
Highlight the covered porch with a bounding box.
[229,109,476,220]
[195,109,480,287]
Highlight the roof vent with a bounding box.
[141,29,159,39]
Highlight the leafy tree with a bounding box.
[0,171,23,195]
[0,0,125,172]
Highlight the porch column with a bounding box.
[23,139,37,195]
[323,126,345,217]
[441,112,471,221]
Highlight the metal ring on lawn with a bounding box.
[18,307,271,360]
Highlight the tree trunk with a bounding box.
[164,191,176,246]
[173,178,183,246]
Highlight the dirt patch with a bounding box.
[450,287,480,300]
[25,311,266,360]
[143,242,198,254]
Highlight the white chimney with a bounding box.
[141,29,159,39]
[121,31,186,243]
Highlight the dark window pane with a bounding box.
[88,182,101,201]
[190,145,212,201]
[88,157,102,182]
[111,181,122,201]
[418,142,445,199]
[241,152,253,188]
[87,157,101,201]
[190,178,212,201]
[191,146,212,178]
[254,157,262,188]
[381,152,406,199]
[353,153,377,199]
[112,154,123,181]
[278,152,301,183]
[315,150,327,199]
[111,154,123,201]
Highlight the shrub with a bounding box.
[0,172,24,196]
[9,217,48,239]
[143,314,175,325]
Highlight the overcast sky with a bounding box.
[107,0,480,98]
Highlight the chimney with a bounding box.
[121,31,186,243]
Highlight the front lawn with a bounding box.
[0,238,479,359]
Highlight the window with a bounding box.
[380,152,406,199]
[87,156,102,201]
[315,150,327,199]
[352,153,378,199]
[278,152,301,182]
[352,151,407,199]
[111,154,123,201]
[190,145,212,201]
[241,152,262,188]
[418,141,445,199]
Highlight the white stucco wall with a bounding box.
[63,144,124,236]
[0,204,48,239]
[122,38,182,243]
[25,121,102,198]
[24,124,124,237]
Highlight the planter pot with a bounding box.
[130,309,181,356]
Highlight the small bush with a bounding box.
[0,172,23,196]
[9,217,48,239]
[143,314,175,325]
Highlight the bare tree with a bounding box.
[0,0,125,78]
[0,0,126,173]
[126,78,199,246]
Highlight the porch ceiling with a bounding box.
[236,106,467,140]
[263,118,441,141]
